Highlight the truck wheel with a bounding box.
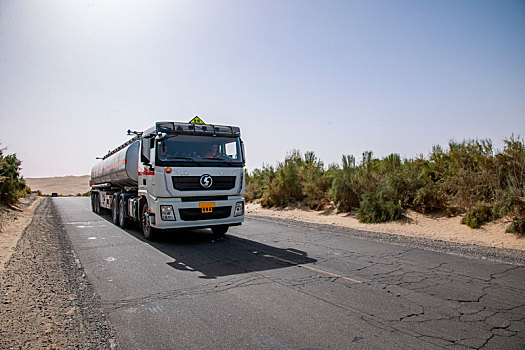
[211,225,228,238]
[119,197,128,229]
[94,193,100,214]
[141,203,157,241]
[91,193,96,212]
[97,195,102,214]
[112,196,119,225]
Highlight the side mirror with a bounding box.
[141,138,151,165]
[241,140,246,164]
[157,132,167,142]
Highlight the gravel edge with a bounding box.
[0,198,119,349]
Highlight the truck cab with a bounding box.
[138,121,245,236]
[91,120,245,240]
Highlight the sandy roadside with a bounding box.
[0,175,90,271]
[247,203,525,251]
[0,196,42,273]
[0,198,118,349]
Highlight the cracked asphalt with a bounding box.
[54,197,525,349]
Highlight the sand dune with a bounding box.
[25,175,91,196]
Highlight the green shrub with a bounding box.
[330,152,382,213]
[405,157,446,213]
[462,202,492,229]
[246,135,524,227]
[381,161,413,208]
[301,151,331,210]
[506,219,525,235]
[357,190,404,223]
[0,146,27,204]
[442,139,498,209]
[492,186,521,219]
[23,185,31,196]
[330,155,360,212]
[260,150,304,208]
[493,135,525,219]
[245,165,275,202]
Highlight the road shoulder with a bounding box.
[0,198,118,349]
[0,195,41,273]
[246,203,525,251]
[247,211,525,266]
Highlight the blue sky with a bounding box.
[1,0,524,177]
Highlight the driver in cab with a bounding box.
[159,142,179,158]
[205,144,220,158]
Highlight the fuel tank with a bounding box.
[90,141,139,187]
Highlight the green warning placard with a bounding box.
[189,116,205,124]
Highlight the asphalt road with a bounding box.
[53,197,525,349]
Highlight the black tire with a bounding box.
[119,197,128,229]
[91,193,96,212]
[211,225,228,238]
[94,193,100,214]
[97,195,102,214]
[112,195,119,225]
[141,202,157,241]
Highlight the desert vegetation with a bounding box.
[0,145,30,205]
[246,136,525,234]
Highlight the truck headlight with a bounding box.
[234,201,244,217]
[160,205,176,221]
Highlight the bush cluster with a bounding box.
[245,136,525,233]
[249,150,333,209]
[0,145,29,205]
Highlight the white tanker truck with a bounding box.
[90,119,245,240]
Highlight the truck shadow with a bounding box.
[162,233,317,279]
[99,213,317,279]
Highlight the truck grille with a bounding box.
[181,196,228,202]
[172,176,236,191]
[179,206,232,221]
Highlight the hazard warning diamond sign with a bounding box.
[189,116,205,124]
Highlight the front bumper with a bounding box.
[149,197,244,229]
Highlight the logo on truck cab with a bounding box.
[200,174,213,188]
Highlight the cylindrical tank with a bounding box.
[91,141,139,187]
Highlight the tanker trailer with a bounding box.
[90,119,245,241]
[90,138,139,216]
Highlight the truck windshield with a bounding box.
[157,135,243,167]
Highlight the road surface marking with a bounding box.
[262,254,364,284]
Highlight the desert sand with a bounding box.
[1,175,90,270]
[25,175,91,196]
[0,197,41,272]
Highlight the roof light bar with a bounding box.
[156,122,240,137]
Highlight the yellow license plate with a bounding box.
[199,202,215,213]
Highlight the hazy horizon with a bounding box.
[18,133,525,179]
